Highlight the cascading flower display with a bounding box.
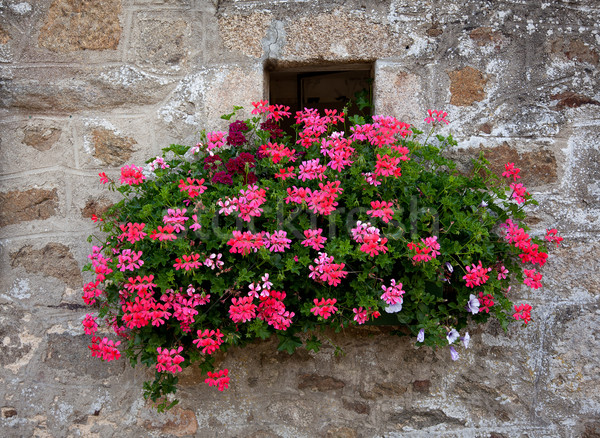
[81,101,561,411]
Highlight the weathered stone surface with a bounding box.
[469,27,503,46]
[374,66,422,124]
[2,67,174,112]
[582,421,600,438]
[389,409,466,429]
[412,379,431,393]
[43,333,125,378]
[448,66,487,106]
[138,405,198,436]
[132,17,190,72]
[359,381,408,400]
[551,91,600,110]
[0,26,10,44]
[90,127,136,166]
[22,125,61,151]
[297,374,345,392]
[38,0,122,52]
[1,407,17,418]
[282,12,408,61]
[0,306,31,368]
[0,1,599,436]
[426,23,443,37]
[550,38,599,65]
[158,67,262,135]
[341,398,369,415]
[217,12,272,58]
[325,426,357,438]
[479,142,558,186]
[81,197,113,219]
[10,243,81,288]
[0,188,58,227]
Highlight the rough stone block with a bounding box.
[43,333,126,379]
[0,306,31,369]
[480,142,558,186]
[137,405,198,436]
[0,26,10,44]
[130,13,192,74]
[90,127,136,167]
[281,12,409,62]
[1,66,175,113]
[0,188,58,227]
[551,91,600,111]
[297,374,345,392]
[76,115,161,171]
[550,37,599,65]
[448,66,487,106]
[374,63,423,124]
[10,243,81,288]
[157,66,263,141]
[0,119,73,175]
[217,12,273,58]
[470,27,504,47]
[38,0,122,52]
[81,197,113,220]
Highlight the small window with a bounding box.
[268,64,373,133]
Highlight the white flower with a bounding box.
[466,294,480,315]
[384,302,403,313]
[462,332,470,349]
[417,328,425,343]
[450,346,459,361]
[446,328,459,344]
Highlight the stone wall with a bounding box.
[1,0,599,436]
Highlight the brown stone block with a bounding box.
[325,426,357,438]
[469,27,503,46]
[479,142,558,186]
[138,405,198,436]
[81,197,113,219]
[448,66,487,107]
[10,242,82,288]
[297,373,345,391]
[0,25,10,44]
[551,91,600,110]
[550,38,599,65]
[412,379,431,393]
[389,409,465,428]
[0,188,58,227]
[217,12,272,58]
[22,125,62,151]
[90,127,137,166]
[1,407,17,418]
[359,381,408,399]
[341,398,370,415]
[426,23,443,37]
[38,0,122,52]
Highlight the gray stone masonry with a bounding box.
[1,0,599,436]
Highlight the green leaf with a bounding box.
[277,334,303,355]
[305,335,321,353]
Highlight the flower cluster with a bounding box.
[82,101,561,410]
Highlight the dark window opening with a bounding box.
[268,64,374,135]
